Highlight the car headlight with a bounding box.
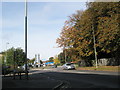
[67,66,71,68]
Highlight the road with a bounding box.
[30,66,119,88]
[2,66,119,89]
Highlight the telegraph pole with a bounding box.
[92,25,98,68]
[25,0,28,80]
[63,46,66,63]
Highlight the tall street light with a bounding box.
[25,0,28,80]
[5,42,9,64]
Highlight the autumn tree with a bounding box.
[87,2,120,60]
[53,55,60,64]
[56,2,120,65]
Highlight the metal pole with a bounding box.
[35,54,37,67]
[5,42,9,64]
[92,25,98,68]
[13,51,16,79]
[63,46,66,63]
[38,54,40,67]
[25,0,28,80]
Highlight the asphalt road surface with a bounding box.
[2,66,120,89]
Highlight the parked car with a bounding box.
[17,64,30,71]
[51,65,57,68]
[62,63,75,70]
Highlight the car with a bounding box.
[62,63,75,70]
[51,65,57,68]
[19,64,30,71]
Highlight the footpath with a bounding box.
[2,71,60,90]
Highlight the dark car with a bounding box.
[51,65,57,68]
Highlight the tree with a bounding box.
[53,55,60,64]
[56,2,120,65]
[48,57,54,62]
[87,2,120,58]
[58,52,65,64]
[40,60,43,64]
[14,48,25,66]
[2,47,26,66]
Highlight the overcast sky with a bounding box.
[1,2,87,60]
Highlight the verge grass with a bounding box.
[76,66,119,72]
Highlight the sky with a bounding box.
[1,1,87,60]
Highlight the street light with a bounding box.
[25,0,28,80]
[3,42,9,76]
[5,42,9,64]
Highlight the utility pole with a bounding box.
[35,54,37,64]
[92,25,98,68]
[63,46,66,63]
[25,0,28,80]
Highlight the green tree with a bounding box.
[48,57,54,62]
[58,52,65,64]
[6,47,15,66]
[14,48,25,66]
[2,47,26,66]
[40,60,43,64]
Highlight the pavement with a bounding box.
[2,71,61,89]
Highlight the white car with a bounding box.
[17,64,30,71]
[62,63,75,70]
[23,64,30,70]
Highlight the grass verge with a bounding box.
[76,66,120,72]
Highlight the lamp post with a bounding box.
[25,0,28,80]
[13,50,16,79]
[5,42,9,64]
[38,54,40,67]
[3,42,9,76]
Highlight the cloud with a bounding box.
[28,2,86,25]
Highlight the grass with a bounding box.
[76,66,120,72]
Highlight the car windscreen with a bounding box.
[66,64,71,65]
